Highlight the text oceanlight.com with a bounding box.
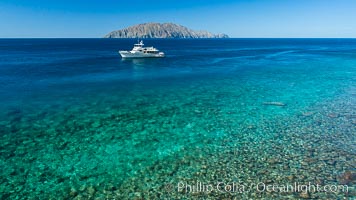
[175,181,348,194]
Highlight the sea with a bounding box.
[0,38,355,199]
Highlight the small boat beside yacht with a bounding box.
[119,40,165,58]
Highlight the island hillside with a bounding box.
[104,23,229,39]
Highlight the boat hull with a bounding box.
[119,51,165,58]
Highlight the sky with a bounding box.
[0,0,355,38]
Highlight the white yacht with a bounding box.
[119,40,165,58]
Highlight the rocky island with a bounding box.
[104,23,229,38]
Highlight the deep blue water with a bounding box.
[1,39,355,108]
[0,39,355,199]
[1,38,355,120]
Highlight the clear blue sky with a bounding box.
[0,0,355,38]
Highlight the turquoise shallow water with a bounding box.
[0,39,355,199]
